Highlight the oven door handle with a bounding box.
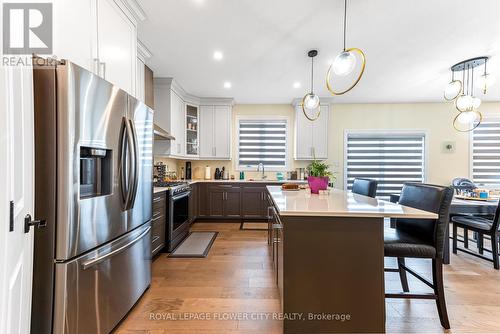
[81,226,151,270]
[171,191,190,202]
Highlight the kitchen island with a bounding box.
[266,186,438,333]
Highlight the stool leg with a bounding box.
[432,258,450,329]
[464,228,469,248]
[478,233,484,255]
[397,257,409,292]
[452,223,458,254]
[492,233,499,270]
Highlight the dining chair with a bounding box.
[451,202,500,269]
[384,183,454,329]
[352,178,378,198]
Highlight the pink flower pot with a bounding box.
[307,176,329,194]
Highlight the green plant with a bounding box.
[307,160,333,178]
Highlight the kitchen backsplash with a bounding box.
[154,156,310,180]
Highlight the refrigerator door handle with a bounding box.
[120,117,136,210]
[128,118,139,210]
[80,226,151,270]
[119,118,129,208]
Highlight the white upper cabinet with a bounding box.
[154,78,232,159]
[52,0,96,71]
[199,105,231,160]
[199,105,215,158]
[52,0,143,95]
[97,0,137,95]
[200,105,232,160]
[294,104,329,160]
[213,106,231,159]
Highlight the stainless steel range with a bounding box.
[154,182,191,251]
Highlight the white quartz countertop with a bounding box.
[266,186,438,219]
[154,179,306,194]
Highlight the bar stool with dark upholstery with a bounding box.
[384,183,454,329]
[352,178,378,198]
[451,203,500,269]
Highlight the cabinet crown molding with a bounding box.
[154,77,234,106]
[137,40,152,62]
[119,0,147,22]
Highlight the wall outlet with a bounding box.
[442,141,456,153]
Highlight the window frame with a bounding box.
[343,129,428,195]
[469,117,500,186]
[235,115,290,172]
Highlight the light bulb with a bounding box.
[456,94,473,112]
[456,110,480,125]
[304,93,320,110]
[476,73,496,92]
[444,80,461,100]
[332,51,356,76]
[472,96,482,109]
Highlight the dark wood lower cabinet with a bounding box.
[152,191,167,256]
[195,182,282,221]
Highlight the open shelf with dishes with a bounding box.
[186,104,199,156]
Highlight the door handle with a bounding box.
[128,119,139,209]
[24,214,46,233]
[81,226,151,270]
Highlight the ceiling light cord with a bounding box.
[311,56,314,94]
[343,0,347,51]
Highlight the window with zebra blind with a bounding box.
[345,132,426,199]
[472,120,500,186]
[238,119,288,170]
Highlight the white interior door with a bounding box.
[0,65,35,333]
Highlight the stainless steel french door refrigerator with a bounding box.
[32,59,153,334]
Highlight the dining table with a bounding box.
[444,196,499,264]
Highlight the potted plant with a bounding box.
[306,160,333,194]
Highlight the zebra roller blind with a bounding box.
[472,120,500,186]
[345,132,426,199]
[238,120,287,168]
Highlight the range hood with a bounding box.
[154,124,175,140]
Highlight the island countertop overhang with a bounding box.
[266,185,438,219]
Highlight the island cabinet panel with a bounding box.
[152,191,167,256]
[279,214,385,333]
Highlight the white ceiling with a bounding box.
[137,0,500,104]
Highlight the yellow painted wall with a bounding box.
[155,102,500,187]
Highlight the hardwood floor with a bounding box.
[116,222,500,334]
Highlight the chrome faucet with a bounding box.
[257,163,266,180]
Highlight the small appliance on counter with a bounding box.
[185,161,192,180]
[204,165,211,180]
[215,167,221,180]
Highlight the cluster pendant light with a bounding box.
[301,49,321,121]
[444,57,495,132]
[326,0,366,96]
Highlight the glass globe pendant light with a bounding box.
[443,70,462,101]
[326,0,366,95]
[302,49,321,121]
[475,58,496,94]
